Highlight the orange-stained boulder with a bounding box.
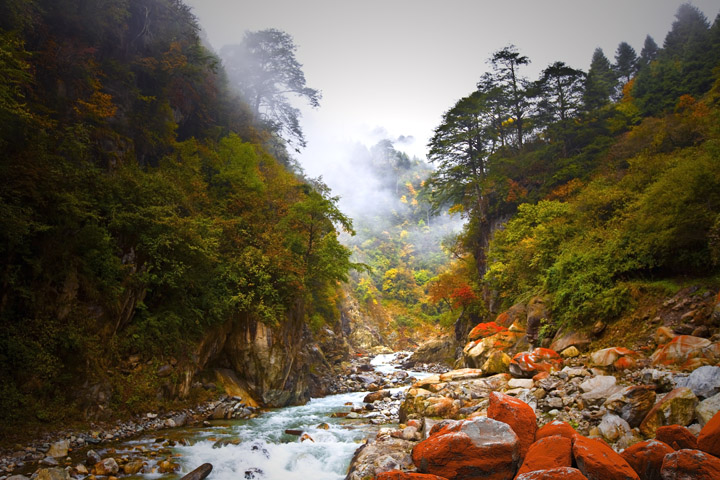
[488,391,537,461]
[412,417,519,480]
[697,410,720,457]
[469,322,508,341]
[515,467,588,480]
[572,435,640,480]
[660,449,720,480]
[591,347,638,368]
[655,425,698,450]
[536,420,579,442]
[639,387,698,438]
[509,348,563,378]
[619,439,674,480]
[375,470,449,480]
[516,435,573,477]
[650,335,716,369]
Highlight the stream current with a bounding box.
[118,353,428,480]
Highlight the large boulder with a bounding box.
[525,297,549,345]
[488,392,537,460]
[411,337,456,366]
[696,392,720,426]
[516,435,573,477]
[639,387,698,438]
[655,425,698,450]
[597,413,631,444]
[536,420,579,442]
[659,449,720,480]
[411,417,520,480]
[47,440,70,458]
[481,351,511,374]
[674,365,720,399]
[509,348,563,378]
[494,302,528,329]
[468,322,508,341]
[591,347,639,369]
[604,385,657,428]
[572,435,640,480]
[619,440,674,480]
[463,331,525,369]
[346,437,415,480]
[697,410,720,457]
[650,335,719,369]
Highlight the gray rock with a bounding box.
[598,413,631,443]
[604,385,656,428]
[696,392,720,425]
[46,440,69,458]
[39,457,58,467]
[674,365,720,399]
[85,450,101,466]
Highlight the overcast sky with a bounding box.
[184,0,719,181]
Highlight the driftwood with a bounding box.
[180,463,213,480]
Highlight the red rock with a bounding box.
[515,468,588,480]
[509,348,563,378]
[516,435,573,476]
[650,335,712,368]
[613,356,637,370]
[469,322,508,341]
[536,421,579,442]
[660,449,720,479]
[412,417,519,480]
[532,371,550,382]
[655,425,698,450]
[375,471,449,480]
[572,435,640,480]
[591,347,638,367]
[697,409,720,457]
[619,440,674,480]
[488,392,537,460]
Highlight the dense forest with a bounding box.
[423,3,720,338]
[1,0,720,438]
[0,0,355,427]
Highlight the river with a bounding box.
[116,352,427,480]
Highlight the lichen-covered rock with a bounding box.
[659,449,720,480]
[697,410,720,457]
[572,435,640,480]
[46,440,69,458]
[412,417,519,480]
[639,387,698,437]
[604,385,656,428]
[481,350,511,374]
[655,425,698,450]
[94,457,119,476]
[591,347,638,369]
[619,440,673,480]
[696,392,720,426]
[650,335,719,369]
[35,469,70,480]
[509,348,563,378]
[463,331,525,369]
[536,420,580,442]
[516,435,573,477]
[468,322,508,341]
[488,392,537,460]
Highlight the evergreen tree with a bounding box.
[638,35,659,69]
[614,41,638,85]
[489,45,531,148]
[583,48,617,111]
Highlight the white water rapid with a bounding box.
[122,352,421,480]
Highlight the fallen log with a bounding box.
[180,463,213,480]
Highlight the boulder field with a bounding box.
[346,290,720,480]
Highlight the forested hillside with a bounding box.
[0,0,354,429]
[424,4,720,339]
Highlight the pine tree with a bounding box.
[614,42,638,85]
[583,48,617,111]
